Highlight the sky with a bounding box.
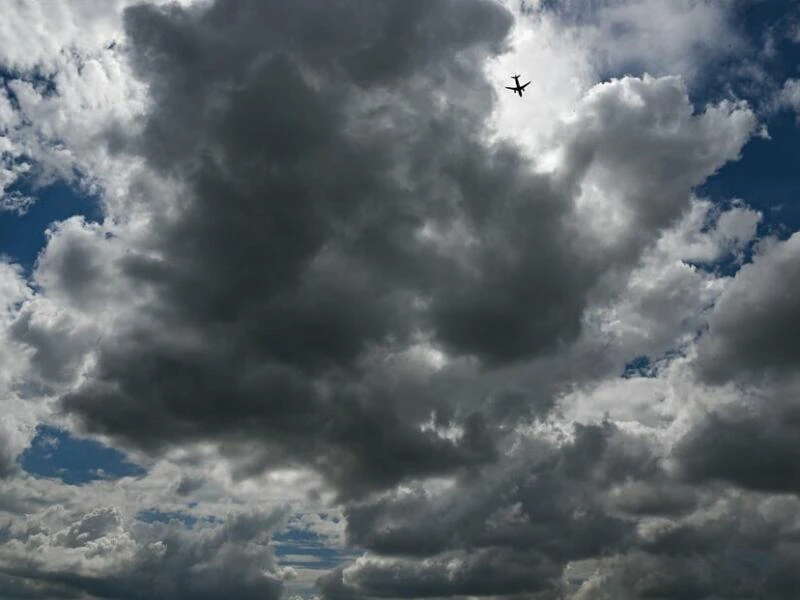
[2,0,800,598]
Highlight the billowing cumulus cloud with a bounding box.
[682,234,800,494]
[2,0,800,599]
[0,505,291,600]
[538,0,745,84]
[50,0,755,503]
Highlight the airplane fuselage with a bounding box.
[506,74,531,97]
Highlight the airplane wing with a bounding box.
[505,86,517,90]
[521,81,531,89]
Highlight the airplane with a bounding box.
[506,74,531,97]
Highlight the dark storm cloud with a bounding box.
[57,0,609,497]
[331,414,800,599]
[334,427,800,600]
[64,332,497,497]
[676,402,800,495]
[696,233,800,383]
[0,573,81,600]
[32,0,755,509]
[329,423,688,597]
[682,233,800,497]
[343,423,656,557]
[318,550,561,599]
[605,481,699,517]
[174,475,204,496]
[569,488,800,600]
[117,0,586,367]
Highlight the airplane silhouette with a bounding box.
[506,74,531,97]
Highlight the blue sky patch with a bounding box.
[2,70,102,274]
[273,526,360,570]
[18,424,146,485]
[0,179,102,274]
[622,355,653,379]
[699,113,800,238]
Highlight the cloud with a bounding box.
[54,506,123,548]
[676,396,800,494]
[559,74,755,260]
[36,0,753,508]
[52,0,547,492]
[778,78,800,116]
[0,0,158,223]
[0,192,35,217]
[322,416,799,600]
[696,233,800,382]
[320,550,561,599]
[536,0,744,83]
[0,506,290,600]
[0,261,40,480]
[0,425,21,479]
[678,228,800,491]
[0,0,794,598]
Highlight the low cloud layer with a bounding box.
[0,505,291,600]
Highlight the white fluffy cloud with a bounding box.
[0,0,195,215]
[554,0,743,82]
[779,78,800,117]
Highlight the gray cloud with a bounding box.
[10,308,92,386]
[675,387,800,495]
[697,233,800,382]
[54,507,123,548]
[675,234,800,499]
[0,572,81,600]
[48,0,755,504]
[319,549,561,599]
[0,0,777,598]
[0,508,289,600]
[536,0,746,86]
[326,414,800,599]
[59,0,587,497]
[328,423,679,597]
[0,429,19,480]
